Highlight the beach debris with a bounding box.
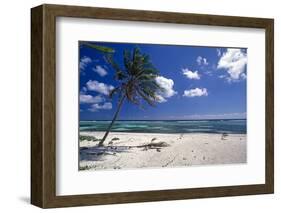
[111,137,120,141]
[113,166,121,170]
[79,165,95,171]
[203,156,206,160]
[139,141,169,151]
[151,137,157,142]
[162,155,177,167]
[181,134,184,137]
[221,133,228,140]
[79,135,101,142]
[183,157,187,160]
[108,137,120,146]
[178,133,184,140]
[156,148,161,152]
[138,141,170,150]
[142,147,148,151]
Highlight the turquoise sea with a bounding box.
[79,119,246,134]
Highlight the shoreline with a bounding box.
[80,131,246,135]
[80,118,247,121]
[79,131,247,171]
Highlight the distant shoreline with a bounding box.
[80,118,247,122]
[80,130,246,134]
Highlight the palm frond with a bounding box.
[135,68,158,79]
[81,42,115,53]
[136,88,157,106]
[123,50,133,74]
[105,55,128,81]
[109,87,121,99]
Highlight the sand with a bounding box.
[79,131,246,171]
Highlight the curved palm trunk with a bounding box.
[98,95,126,146]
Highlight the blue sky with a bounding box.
[79,41,247,120]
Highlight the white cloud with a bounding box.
[155,76,177,103]
[86,80,114,95]
[80,94,104,104]
[155,94,167,103]
[79,56,92,70]
[182,68,200,80]
[183,88,208,97]
[88,102,112,112]
[196,56,208,66]
[217,48,247,82]
[241,73,247,80]
[93,65,107,77]
[216,48,222,57]
[81,86,87,93]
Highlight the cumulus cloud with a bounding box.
[79,56,92,71]
[217,48,247,82]
[196,56,208,66]
[155,76,177,103]
[93,65,107,77]
[182,68,200,80]
[80,94,105,104]
[86,80,114,95]
[88,102,112,112]
[217,48,222,57]
[183,88,208,97]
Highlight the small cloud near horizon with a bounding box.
[80,94,105,104]
[181,112,247,120]
[88,102,112,112]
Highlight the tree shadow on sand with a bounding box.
[80,141,170,162]
[80,145,130,162]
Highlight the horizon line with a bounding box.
[80,118,246,121]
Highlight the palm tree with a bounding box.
[98,47,163,146]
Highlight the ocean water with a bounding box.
[80,119,246,134]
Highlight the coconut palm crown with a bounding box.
[98,47,164,146]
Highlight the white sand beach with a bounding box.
[79,132,246,171]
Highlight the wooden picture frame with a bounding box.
[31,4,274,208]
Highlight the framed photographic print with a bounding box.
[31,4,274,208]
